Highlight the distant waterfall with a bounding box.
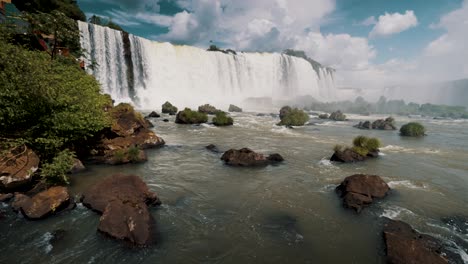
[78,21,337,109]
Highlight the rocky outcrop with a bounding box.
[175,108,208,124]
[198,104,219,115]
[146,111,160,118]
[91,103,165,164]
[81,174,161,246]
[0,193,13,202]
[355,117,396,130]
[0,145,40,191]
[329,110,346,121]
[383,219,455,264]
[318,113,329,119]
[335,174,390,212]
[162,101,178,115]
[221,148,284,166]
[228,104,242,112]
[12,186,73,219]
[206,144,221,153]
[330,148,367,163]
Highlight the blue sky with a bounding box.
[77,0,468,87]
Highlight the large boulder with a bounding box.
[146,111,160,118]
[335,174,390,212]
[228,104,242,112]
[81,174,161,246]
[0,145,40,191]
[221,148,284,166]
[175,108,208,124]
[372,117,397,130]
[354,120,371,129]
[161,101,178,115]
[69,158,86,174]
[12,186,73,219]
[383,219,454,264]
[329,110,346,121]
[92,103,165,164]
[330,148,367,163]
[198,104,219,115]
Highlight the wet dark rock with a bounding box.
[330,148,367,163]
[279,106,292,119]
[0,193,13,202]
[69,159,86,174]
[163,119,169,122]
[354,120,371,129]
[12,187,73,219]
[228,104,242,112]
[262,212,303,244]
[221,148,284,166]
[146,111,160,118]
[256,113,266,117]
[335,174,390,212]
[329,110,346,121]
[383,219,453,264]
[50,229,67,247]
[372,117,397,130]
[0,145,40,191]
[267,153,285,162]
[205,144,221,153]
[198,104,219,115]
[81,174,161,246]
[318,113,329,119]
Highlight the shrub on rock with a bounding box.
[175,108,208,124]
[278,107,309,126]
[162,101,178,115]
[400,122,426,137]
[212,111,234,126]
[331,136,381,163]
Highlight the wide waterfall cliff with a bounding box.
[78,21,336,109]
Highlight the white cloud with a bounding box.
[357,16,377,26]
[369,10,418,38]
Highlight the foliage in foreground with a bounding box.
[213,111,234,126]
[0,40,111,158]
[12,0,86,21]
[400,122,426,137]
[278,106,309,126]
[40,149,75,185]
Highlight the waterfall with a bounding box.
[78,22,337,110]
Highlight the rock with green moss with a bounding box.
[213,111,234,126]
[278,107,309,126]
[162,101,178,115]
[329,110,347,121]
[228,104,243,112]
[400,122,426,137]
[175,108,208,124]
[331,136,381,163]
[198,104,219,115]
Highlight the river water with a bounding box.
[1,112,467,263]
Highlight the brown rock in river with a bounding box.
[221,148,284,166]
[0,145,40,191]
[81,174,161,246]
[335,174,390,212]
[12,186,73,219]
[330,148,367,163]
[383,219,449,264]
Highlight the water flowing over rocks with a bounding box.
[0,145,40,191]
[12,186,73,219]
[383,219,461,264]
[335,174,390,212]
[81,174,161,246]
[221,148,284,166]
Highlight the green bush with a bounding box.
[40,149,75,185]
[112,149,126,164]
[352,135,381,152]
[365,137,381,151]
[278,108,309,126]
[213,111,234,126]
[351,146,369,156]
[0,40,111,158]
[400,122,426,137]
[127,146,141,162]
[175,108,208,124]
[162,101,178,115]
